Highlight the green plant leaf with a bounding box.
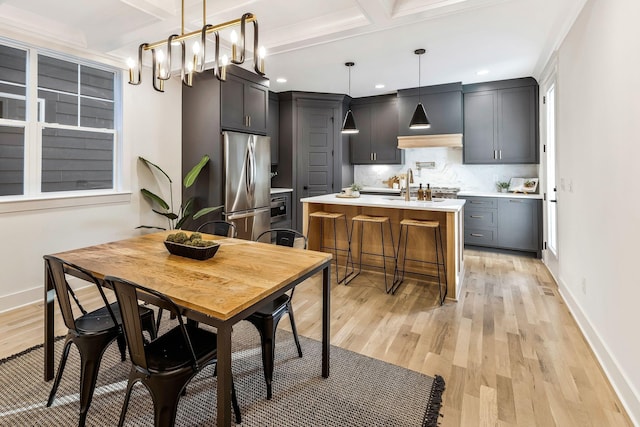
[141,188,170,210]
[175,216,190,230]
[193,205,224,220]
[139,156,172,183]
[135,225,167,230]
[183,155,210,188]
[152,209,179,220]
[181,197,195,217]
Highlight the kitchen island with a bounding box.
[301,194,466,300]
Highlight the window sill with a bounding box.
[0,191,132,214]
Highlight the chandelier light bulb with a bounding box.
[126,57,136,83]
[221,54,229,66]
[230,30,238,61]
[258,46,266,73]
[156,49,165,63]
[192,41,201,55]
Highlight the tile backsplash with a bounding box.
[353,147,539,192]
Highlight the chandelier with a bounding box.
[126,0,265,92]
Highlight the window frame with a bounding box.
[0,37,128,212]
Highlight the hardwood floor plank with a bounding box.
[1,249,633,426]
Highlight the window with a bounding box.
[0,39,120,199]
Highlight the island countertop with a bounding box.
[300,193,466,212]
[302,193,465,300]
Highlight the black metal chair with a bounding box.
[106,275,242,427]
[196,220,237,237]
[43,255,156,427]
[248,228,307,399]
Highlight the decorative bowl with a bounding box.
[164,240,220,260]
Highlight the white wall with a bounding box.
[555,0,640,422]
[354,148,538,192]
[0,70,183,311]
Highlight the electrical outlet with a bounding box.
[581,278,587,295]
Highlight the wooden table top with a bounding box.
[52,231,332,321]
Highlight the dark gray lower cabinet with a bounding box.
[462,196,541,256]
[497,198,540,252]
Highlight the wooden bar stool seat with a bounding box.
[393,218,448,304]
[349,214,396,292]
[308,211,355,283]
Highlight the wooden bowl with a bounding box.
[164,241,220,260]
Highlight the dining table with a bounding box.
[43,230,333,426]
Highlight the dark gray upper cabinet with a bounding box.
[268,91,279,165]
[350,95,401,164]
[397,82,463,136]
[220,68,268,135]
[463,77,538,164]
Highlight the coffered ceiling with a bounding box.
[0,0,587,97]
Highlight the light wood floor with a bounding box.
[0,249,632,426]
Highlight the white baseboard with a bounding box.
[0,278,91,314]
[0,286,42,314]
[557,277,640,426]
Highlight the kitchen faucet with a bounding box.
[403,168,414,201]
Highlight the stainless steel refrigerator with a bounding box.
[223,131,271,240]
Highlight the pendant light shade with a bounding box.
[341,61,359,134]
[409,49,431,130]
[410,103,430,129]
[342,109,359,134]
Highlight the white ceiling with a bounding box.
[0,0,587,97]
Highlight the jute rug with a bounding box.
[0,320,445,426]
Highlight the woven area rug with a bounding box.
[0,321,445,426]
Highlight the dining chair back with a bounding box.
[196,220,237,237]
[248,228,307,399]
[107,275,241,427]
[43,255,156,427]
[255,228,308,249]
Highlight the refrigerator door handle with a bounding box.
[248,139,257,199]
[225,207,270,221]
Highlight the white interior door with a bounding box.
[541,77,559,280]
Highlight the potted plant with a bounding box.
[350,183,363,197]
[138,155,223,230]
[496,181,510,193]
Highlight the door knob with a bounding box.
[303,185,308,190]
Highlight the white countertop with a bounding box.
[458,190,543,199]
[301,193,465,212]
[270,187,293,194]
[347,186,400,194]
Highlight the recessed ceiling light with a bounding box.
[476,69,490,76]
[375,84,385,89]
[276,77,287,83]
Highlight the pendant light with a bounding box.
[341,62,359,134]
[409,49,431,130]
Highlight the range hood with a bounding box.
[397,134,463,149]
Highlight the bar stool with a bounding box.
[307,211,355,283]
[393,218,448,305]
[349,214,396,293]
